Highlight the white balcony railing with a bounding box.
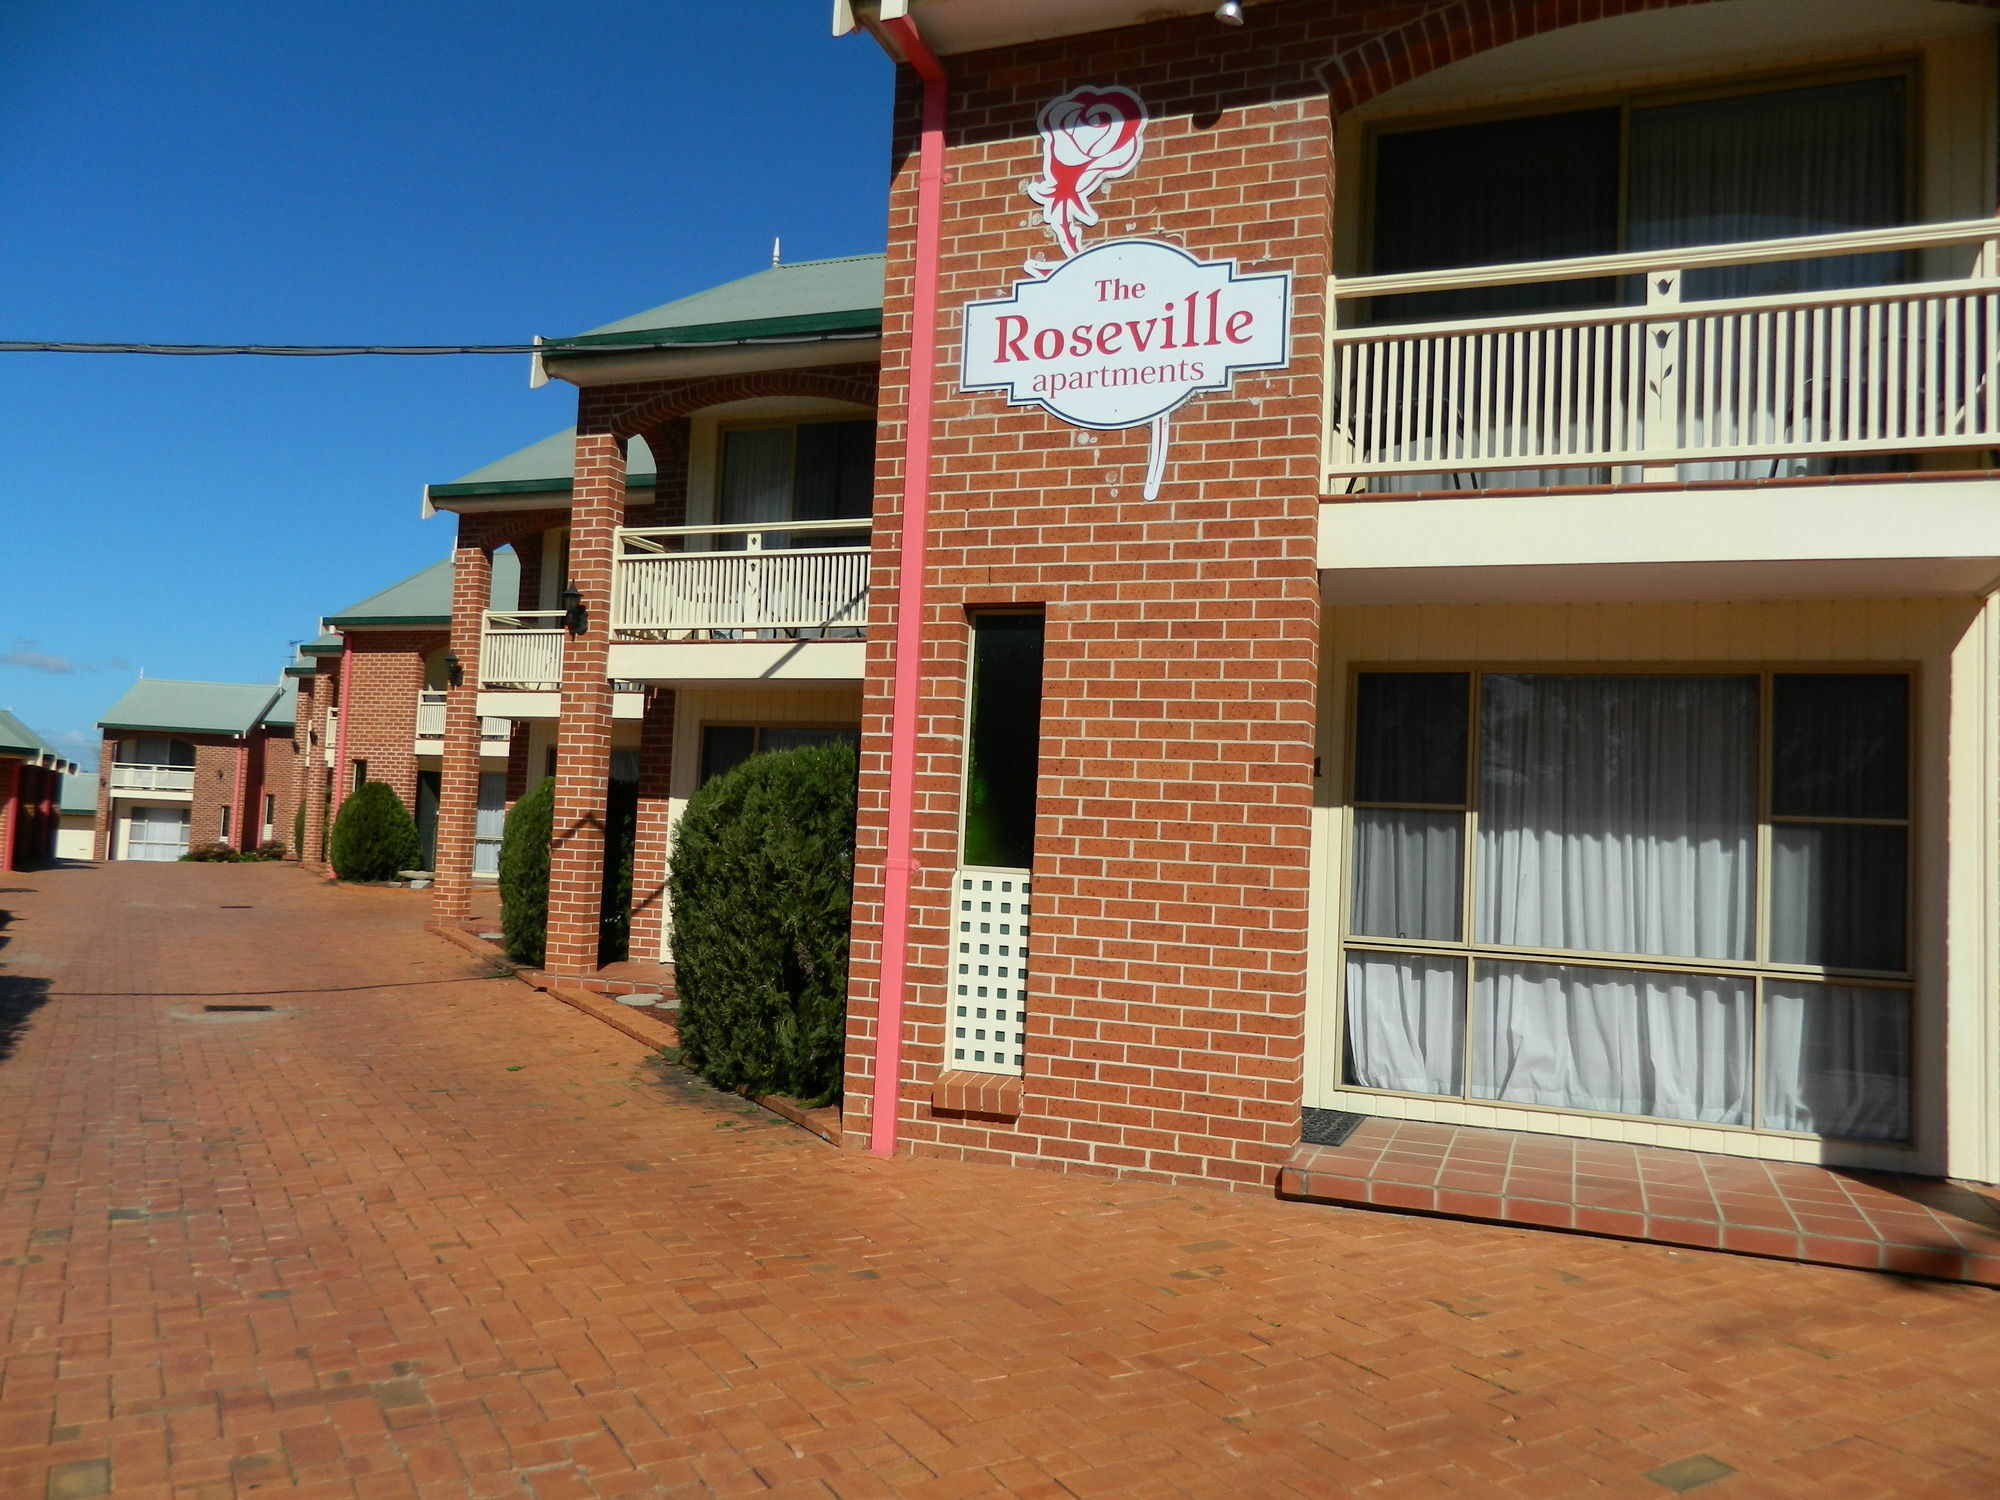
[479,611,566,690]
[613,520,869,640]
[108,762,195,793]
[1326,218,2000,486]
[414,690,510,743]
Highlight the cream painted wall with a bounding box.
[1309,594,2000,1182]
[638,683,865,962]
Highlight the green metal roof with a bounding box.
[58,773,97,817]
[299,633,343,658]
[545,254,884,351]
[322,551,521,628]
[428,429,658,500]
[98,679,279,737]
[0,709,47,758]
[261,676,299,729]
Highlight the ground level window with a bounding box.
[1342,670,1912,1142]
[698,724,860,784]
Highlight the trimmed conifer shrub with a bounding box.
[669,741,857,1106]
[291,801,305,858]
[327,781,423,882]
[500,777,554,967]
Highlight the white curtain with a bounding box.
[718,427,795,535]
[1350,809,1461,942]
[1761,983,1909,1141]
[1769,822,1906,974]
[1345,955,1463,1096]
[1471,961,1751,1124]
[474,772,507,877]
[1476,674,1756,961]
[1629,78,1906,481]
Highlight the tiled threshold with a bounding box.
[1280,1114,2000,1287]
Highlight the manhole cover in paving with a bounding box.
[477,932,504,941]
[616,993,664,1007]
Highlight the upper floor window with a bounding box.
[1370,71,1909,320]
[718,419,875,544]
[119,736,195,768]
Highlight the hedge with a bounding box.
[500,777,554,966]
[327,781,422,882]
[291,800,305,859]
[668,740,858,1106]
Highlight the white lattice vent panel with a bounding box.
[951,869,1031,1076]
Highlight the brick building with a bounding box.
[427,259,880,963]
[94,679,296,860]
[0,711,77,872]
[427,0,2000,1201]
[296,555,520,873]
[812,0,2000,1193]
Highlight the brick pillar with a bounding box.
[629,688,677,964]
[301,667,337,870]
[290,676,316,858]
[433,534,493,926]
[92,736,114,860]
[543,427,625,975]
[0,758,19,873]
[504,722,531,804]
[230,736,251,852]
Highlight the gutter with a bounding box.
[863,8,946,1157]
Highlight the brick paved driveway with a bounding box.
[1,863,1996,1499]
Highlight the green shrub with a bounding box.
[500,777,554,966]
[669,741,857,1106]
[179,841,241,863]
[254,840,288,862]
[328,781,423,882]
[292,802,305,858]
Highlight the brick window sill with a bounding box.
[930,1070,1024,1120]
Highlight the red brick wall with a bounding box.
[841,7,1344,1188]
[335,630,444,822]
[301,666,338,869]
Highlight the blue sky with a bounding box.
[0,2,892,768]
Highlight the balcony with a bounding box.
[1325,219,2000,490]
[474,614,643,721]
[608,520,869,686]
[108,762,194,797]
[413,690,512,755]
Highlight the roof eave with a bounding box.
[539,333,883,391]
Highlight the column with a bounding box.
[301,667,336,870]
[433,531,492,926]
[628,689,677,964]
[290,676,316,858]
[0,759,19,873]
[542,426,624,975]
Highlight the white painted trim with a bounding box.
[607,639,866,686]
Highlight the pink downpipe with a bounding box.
[870,16,947,1157]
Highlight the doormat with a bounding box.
[1301,1108,1368,1148]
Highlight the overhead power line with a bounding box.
[0,332,879,357]
[0,340,549,356]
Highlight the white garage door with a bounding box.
[125,805,190,862]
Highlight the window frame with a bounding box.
[1336,661,1919,1144]
[1356,56,1923,284]
[695,720,862,785]
[710,414,879,531]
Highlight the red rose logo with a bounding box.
[1026,86,1148,259]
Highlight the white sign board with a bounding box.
[961,238,1289,432]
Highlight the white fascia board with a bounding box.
[608,639,867,686]
[1319,482,2000,603]
[540,337,881,390]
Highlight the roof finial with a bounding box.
[772,236,781,268]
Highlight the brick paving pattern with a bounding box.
[0,863,1995,1498]
[1284,1119,2000,1286]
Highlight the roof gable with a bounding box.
[97,679,280,737]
